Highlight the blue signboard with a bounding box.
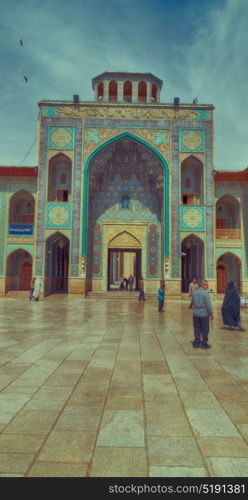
[9,224,33,236]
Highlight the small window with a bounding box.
[120,195,130,209]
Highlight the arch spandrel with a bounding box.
[109,231,141,249]
[83,130,170,166]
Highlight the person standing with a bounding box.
[29,277,35,301]
[191,280,213,349]
[157,283,165,312]
[138,277,145,301]
[221,281,245,331]
[129,275,134,292]
[32,277,41,301]
[188,278,198,298]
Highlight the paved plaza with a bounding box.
[0,296,248,477]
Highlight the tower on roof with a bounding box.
[92,71,163,104]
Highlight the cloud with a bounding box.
[0,0,247,169]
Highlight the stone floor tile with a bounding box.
[197,437,248,457]
[141,361,170,374]
[147,436,203,466]
[0,453,34,474]
[206,457,248,477]
[0,434,44,453]
[90,447,147,476]
[146,402,192,437]
[97,410,145,447]
[55,405,102,431]
[3,410,59,435]
[30,386,73,401]
[38,430,96,463]
[186,409,241,437]
[179,391,221,409]
[149,466,208,477]
[28,462,88,477]
[106,388,143,410]
[24,400,65,411]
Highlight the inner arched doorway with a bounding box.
[107,231,142,290]
[181,235,204,293]
[217,253,241,293]
[85,134,169,293]
[6,249,32,292]
[45,232,69,295]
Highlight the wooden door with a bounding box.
[20,261,32,290]
[217,264,227,293]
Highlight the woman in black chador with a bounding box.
[221,281,245,331]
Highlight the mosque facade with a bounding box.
[0,71,248,298]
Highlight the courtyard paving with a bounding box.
[0,296,248,478]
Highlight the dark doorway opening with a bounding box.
[45,233,69,294]
[107,249,141,291]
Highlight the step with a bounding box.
[6,291,30,298]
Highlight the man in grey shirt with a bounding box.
[191,280,214,349]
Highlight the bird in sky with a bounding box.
[24,76,28,82]
[193,97,198,104]
[20,39,23,46]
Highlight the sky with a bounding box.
[0,0,247,170]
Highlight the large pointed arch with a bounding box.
[82,132,169,257]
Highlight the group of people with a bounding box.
[120,275,135,291]
[188,277,245,350]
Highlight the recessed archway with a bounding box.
[84,133,168,290]
[181,234,204,292]
[6,249,32,292]
[47,153,72,202]
[45,232,69,295]
[216,252,241,293]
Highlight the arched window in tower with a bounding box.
[48,154,72,202]
[152,84,158,102]
[97,82,103,101]
[109,80,117,102]
[123,80,132,102]
[181,157,203,205]
[138,81,147,102]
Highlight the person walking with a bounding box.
[191,280,213,349]
[157,283,165,312]
[221,281,245,331]
[138,277,145,301]
[32,277,41,301]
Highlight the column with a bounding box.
[103,80,109,103]
[132,81,138,103]
[147,82,152,103]
[118,81,124,103]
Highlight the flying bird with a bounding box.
[20,39,23,46]
[24,76,28,82]
[193,97,198,104]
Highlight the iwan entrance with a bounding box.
[108,249,141,291]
